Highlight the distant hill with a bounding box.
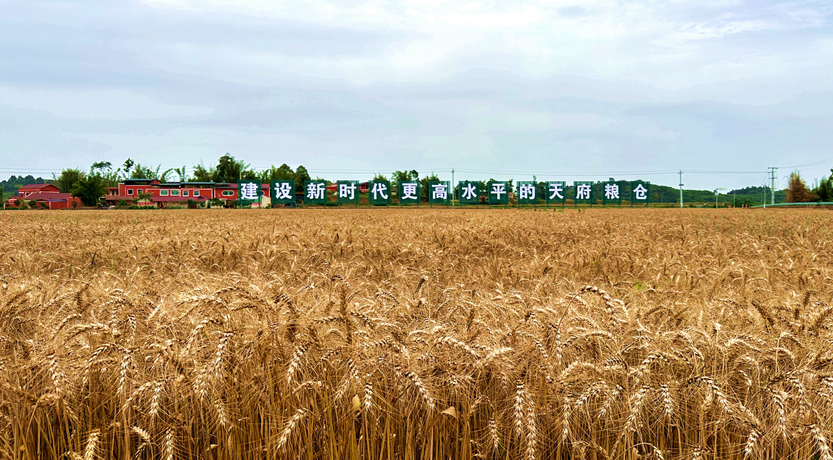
[1,175,51,196]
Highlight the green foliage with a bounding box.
[71,175,107,206]
[294,166,311,194]
[213,153,255,183]
[54,169,84,193]
[259,164,295,182]
[130,163,161,180]
[1,174,50,196]
[173,166,189,182]
[419,174,439,202]
[192,163,215,182]
[392,170,419,183]
[813,169,833,202]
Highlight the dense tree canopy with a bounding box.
[71,175,107,206]
[54,169,84,193]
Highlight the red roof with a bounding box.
[19,183,58,191]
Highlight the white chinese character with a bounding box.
[461,183,477,200]
[633,184,648,200]
[338,182,357,200]
[519,183,536,200]
[401,183,418,200]
[490,183,506,200]
[371,182,389,200]
[604,183,619,200]
[240,182,259,200]
[307,183,325,200]
[576,183,591,200]
[432,183,448,200]
[275,182,293,200]
[548,182,564,200]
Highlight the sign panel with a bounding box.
[545,181,567,205]
[271,180,294,206]
[488,181,510,205]
[458,181,481,205]
[397,181,421,205]
[631,180,650,205]
[603,180,622,206]
[517,181,538,205]
[337,180,359,205]
[369,180,391,205]
[304,180,328,205]
[428,181,451,205]
[237,181,262,206]
[574,181,593,205]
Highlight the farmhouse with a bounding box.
[5,183,82,209]
[105,179,270,207]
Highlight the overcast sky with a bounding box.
[2,0,832,190]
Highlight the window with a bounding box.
[160,190,169,196]
[170,190,180,196]
[222,190,234,196]
[183,190,189,197]
[127,189,134,195]
[193,190,200,197]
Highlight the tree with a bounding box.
[213,153,255,183]
[192,163,214,182]
[54,169,84,193]
[90,161,112,174]
[259,164,295,183]
[173,166,189,183]
[131,163,160,179]
[121,158,134,178]
[392,170,419,183]
[813,169,833,202]
[71,175,107,206]
[372,173,388,181]
[294,165,311,194]
[787,171,816,203]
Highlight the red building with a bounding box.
[105,179,270,207]
[5,184,82,209]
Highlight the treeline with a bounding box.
[1,175,49,196]
[5,153,832,207]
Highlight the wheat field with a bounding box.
[1,208,832,460]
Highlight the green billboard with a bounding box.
[458,181,480,205]
[602,180,622,207]
[336,180,359,205]
[304,180,328,205]
[487,181,510,205]
[369,180,391,205]
[237,181,262,207]
[545,181,567,205]
[428,181,451,205]
[574,181,593,205]
[397,181,421,205]
[517,181,538,205]
[270,180,294,206]
[631,180,651,206]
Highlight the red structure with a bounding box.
[5,184,82,210]
[105,179,270,207]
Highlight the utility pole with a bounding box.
[678,170,684,208]
[768,166,778,205]
[451,168,455,207]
